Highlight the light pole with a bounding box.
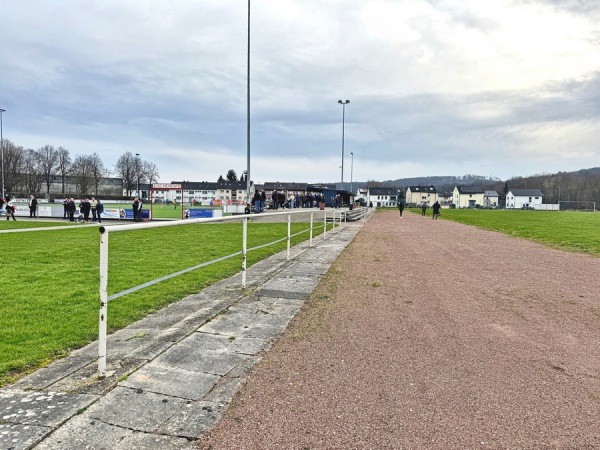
[1,108,5,200]
[337,100,349,187]
[135,153,140,197]
[246,0,252,213]
[350,152,354,195]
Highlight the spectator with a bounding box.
[29,195,38,218]
[63,197,69,219]
[91,196,98,221]
[68,198,76,221]
[80,197,91,222]
[432,201,441,220]
[96,198,104,223]
[5,196,16,221]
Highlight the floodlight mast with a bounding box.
[337,100,349,186]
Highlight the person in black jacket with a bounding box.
[398,201,404,218]
[80,197,91,222]
[68,198,76,221]
[29,195,38,218]
[432,201,441,220]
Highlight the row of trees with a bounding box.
[1,140,159,197]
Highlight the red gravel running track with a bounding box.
[199,210,600,449]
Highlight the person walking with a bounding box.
[5,197,16,220]
[398,201,404,218]
[421,203,427,216]
[29,195,38,218]
[432,201,441,220]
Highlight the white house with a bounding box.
[367,187,398,207]
[506,189,543,209]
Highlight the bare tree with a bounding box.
[70,154,95,195]
[22,149,44,194]
[115,152,136,196]
[1,140,25,195]
[89,152,107,195]
[36,144,59,194]
[143,161,159,187]
[56,146,71,195]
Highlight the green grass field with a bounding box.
[0,217,331,385]
[408,208,600,256]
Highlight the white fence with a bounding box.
[97,207,370,377]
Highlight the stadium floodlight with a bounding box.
[338,100,349,186]
[1,108,5,200]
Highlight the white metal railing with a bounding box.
[96,207,369,377]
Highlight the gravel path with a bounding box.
[199,210,600,449]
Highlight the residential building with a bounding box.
[154,181,254,206]
[506,189,544,209]
[405,185,437,206]
[483,190,500,208]
[453,185,485,208]
[367,187,398,207]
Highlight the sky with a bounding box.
[1,0,599,185]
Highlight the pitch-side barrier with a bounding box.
[97,207,370,377]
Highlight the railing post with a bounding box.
[98,228,109,378]
[309,211,314,247]
[323,210,327,239]
[242,217,248,288]
[287,213,291,260]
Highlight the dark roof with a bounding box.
[408,185,437,193]
[172,181,249,190]
[368,187,398,196]
[456,185,484,194]
[509,189,544,197]
[263,182,308,191]
[484,190,499,196]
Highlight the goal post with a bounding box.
[558,201,596,212]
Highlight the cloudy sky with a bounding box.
[2,0,599,184]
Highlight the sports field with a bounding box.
[0,215,331,386]
[2,208,599,386]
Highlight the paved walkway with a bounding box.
[0,217,366,450]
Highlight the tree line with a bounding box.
[1,140,159,197]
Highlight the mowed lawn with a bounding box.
[407,208,600,255]
[0,218,327,385]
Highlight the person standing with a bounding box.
[68,198,76,221]
[5,196,16,221]
[29,195,38,218]
[421,203,427,216]
[80,197,91,222]
[96,198,104,223]
[432,201,441,220]
[398,201,404,218]
[132,197,141,222]
[91,196,98,221]
[63,197,70,219]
